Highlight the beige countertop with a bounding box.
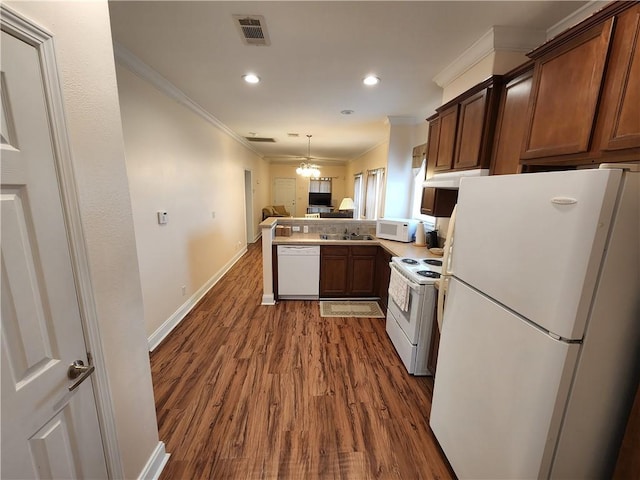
[272,232,441,259]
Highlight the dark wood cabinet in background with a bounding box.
[433,106,459,172]
[453,88,490,170]
[420,187,457,217]
[426,76,502,175]
[426,116,440,179]
[320,245,377,298]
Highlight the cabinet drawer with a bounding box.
[350,246,378,256]
[321,245,349,256]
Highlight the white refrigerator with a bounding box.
[430,164,640,479]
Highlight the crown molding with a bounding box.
[433,26,545,89]
[386,115,422,126]
[113,43,262,157]
[546,1,605,40]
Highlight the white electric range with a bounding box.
[386,256,442,375]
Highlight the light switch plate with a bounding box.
[157,211,168,224]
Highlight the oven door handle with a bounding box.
[389,263,422,291]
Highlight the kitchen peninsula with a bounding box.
[260,217,436,305]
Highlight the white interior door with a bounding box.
[273,177,296,215]
[1,30,108,479]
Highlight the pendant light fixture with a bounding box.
[296,135,321,178]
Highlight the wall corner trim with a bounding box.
[137,442,169,480]
[147,247,248,351]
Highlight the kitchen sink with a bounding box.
[349,234,374,240]
[319,233,375,241]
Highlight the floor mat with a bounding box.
[319,300,385,318]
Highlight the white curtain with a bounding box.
[353,173,363,219]
[309,178,332,193]
[364,168,385,220]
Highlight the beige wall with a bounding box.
[115,65,270,338]
[269,163,348,217]
[346,142,389,184]
[4,2,160,478]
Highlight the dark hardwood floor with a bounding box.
[151,242,454,479]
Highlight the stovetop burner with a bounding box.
[423,259,442,266]
[417,270,441,279]
[392,256,442,285]
[402,258,419,265]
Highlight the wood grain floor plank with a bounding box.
[151,242,454,479]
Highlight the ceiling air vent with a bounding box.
[244,136,276,143]
[233,15,271,46]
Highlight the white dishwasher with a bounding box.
[277,245,320,299]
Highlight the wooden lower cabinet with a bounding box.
[613,382,640,478]
[319,246,349,296]
[350,246,377,296]
[427,312,440,376]
[320,245,377,297]
[375,247,392,310]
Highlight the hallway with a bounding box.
[151,242,453,479]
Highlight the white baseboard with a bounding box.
[137,442,169,480]
[261,293,276,305]
[148,247,248,351]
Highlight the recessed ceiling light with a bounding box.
[242,73,260,84]
[341,110,355,115]
[363,75,380,86]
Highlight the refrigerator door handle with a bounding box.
[437,205,457,331]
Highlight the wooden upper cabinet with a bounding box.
[522,17,614,159]
[519,2,640,166]
[490,63,534,175]
[420,187,458,217]
[598,3,640,152]
[434,105,458,171]
[426,115,440,178]
[426,76,502,174]
[453,89,488,169]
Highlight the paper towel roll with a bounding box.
[415,222,426,246]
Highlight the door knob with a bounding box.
[67,360,95,391]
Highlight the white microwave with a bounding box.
[376,218,418,243]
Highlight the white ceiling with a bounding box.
[108,1,588,164]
